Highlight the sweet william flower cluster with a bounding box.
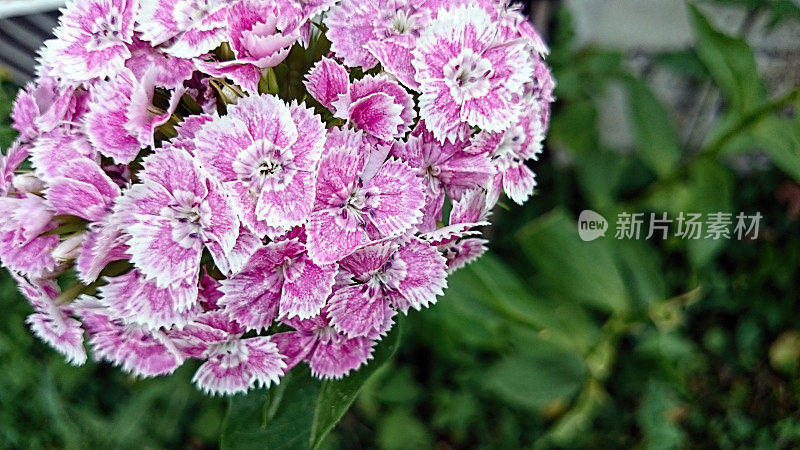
[3,0,553,395]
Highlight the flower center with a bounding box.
[492,124,526,168]
[313,326,337,343]
[443,49,493,102]
[90,15,122,47]
[175,0,221,28]
[207,340,248,368]
[379,1,428,38]
[164,190,207,248]
[234,139,297,196]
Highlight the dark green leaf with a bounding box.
[483,336,586,412]
[517,209,630,313]
[626,78,681,177]
[688,4,766,115]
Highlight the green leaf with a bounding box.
[684,160,732,268]
[220,322,403,450]
[483,336,586,412]
[752,116,800,182]
[517,209,630,314]
[636,381,687,450]
[440,254,598,354]
[625,78,681,177]
[688,4,767,115]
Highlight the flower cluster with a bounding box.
[2,0,553,395]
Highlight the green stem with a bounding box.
[703,87,800,157]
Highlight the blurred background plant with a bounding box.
[2,0,800,448]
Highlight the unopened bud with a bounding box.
[13,173,46,194]
[52,233,85,261]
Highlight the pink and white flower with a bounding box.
[326,0,435,88]
[273,313,376,379]
[115,147,238,288]
[412,5,532,142]
[43,0,138,83]
[391,121,494,230]
[16,274,87,365]
[195,0,301,93]
[171,310,286,395]
[77,298,185,377]
[327,235,447,338]
[306,129,425,264]
[137,0,233,58]
[1,0,554,394]
[194,94,326,233]
[218,233,336,330]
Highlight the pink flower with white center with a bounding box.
[218,235,337,330]
[43,0,138,84]
[15,274,87,365]
[272,313,376,379]
[45,158,120,222]
[170,311,286,395]
[85,67,184,163]
[412,5,532,142]
[115,147,239,288]
[327,235,447,338]
[326,0,435,88]
[306,129,425,264]
[470,109,544,204]
[11,77,78,141]
[194,94,326,234]
[391,121,494,231]
[305,57,415,142]
[195,0,301,93]
[100,269,199,330]
[137,0,232,58]
[0,194,59,278]
[77,298,185,377]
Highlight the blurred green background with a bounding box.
[3,1,800,448]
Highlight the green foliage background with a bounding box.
[2,1,800,448]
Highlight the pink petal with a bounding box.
[126,215,203,288]
[390,237,447,312]
[16,275,87,365]
[207,225,262,276]
[308,333,376,379]
[364,158,425,236]
[102,270,199,330]
[366,39,420,89]
[280,254,336,320]
[306,209,370,265]
[304,57,350,110]
[346,92,405,142]
[502,163,536,205]
[218,247,283,330]
[327,285,394,338]
[443,237,488,273]
[76,218,131,284]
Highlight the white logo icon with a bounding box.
[578,210,607,241]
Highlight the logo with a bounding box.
[578,210,608,241]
